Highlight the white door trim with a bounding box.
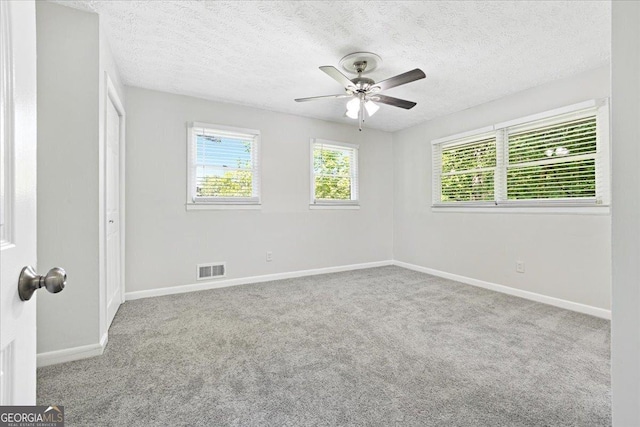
[0,0,38,403]
[100,72,125,338]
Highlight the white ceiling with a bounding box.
[54,1,610,132]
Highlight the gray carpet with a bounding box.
[37,266,611,426]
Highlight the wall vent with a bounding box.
[197,262,226,280]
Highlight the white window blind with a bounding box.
[311,139,359,205]
[432,99,609,209]
[505,113,598,203]
[438,135,497,203]
[187,123,260,204]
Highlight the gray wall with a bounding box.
[36,2,125,354]
[393,66,611,310]
[124,87,394,293]
[611,0,640,424]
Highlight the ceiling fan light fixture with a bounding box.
[345,108,359,119]
[346,97,361,119]
[365,100,379,117]
[346,97,360,112]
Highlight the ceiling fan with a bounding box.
[295,52,425,131]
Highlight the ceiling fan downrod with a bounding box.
[352,62,372,131]
[358,93,365,131]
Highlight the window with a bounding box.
[187,122,260,206]
[310,139,359,207]
[507,114,597,201]
[432,99,609,210]
[439,134,496,202]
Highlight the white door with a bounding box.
[105,94,122,327]
[0,0,38,404]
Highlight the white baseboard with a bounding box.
[393,260,611,320]
[125,259,610,319]
[37,332,109,368]
[39,260,609,367]
[125,260,394,301]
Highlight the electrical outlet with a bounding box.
[266,251,273,262]
[516,261,525,273]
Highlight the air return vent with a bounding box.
[197,263,226,280]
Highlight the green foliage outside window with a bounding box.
[439,116,597,202]
[506,117,596,200]
[314,147,352,200]
[198,169,253,197]
[196,137,253,198]
[441,139,496,202]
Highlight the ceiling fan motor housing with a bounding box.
[352,76,375,92]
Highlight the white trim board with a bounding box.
[125,260,394,301]
[99,72,127,349]
[37,332,109,368]
[393,261,611,319]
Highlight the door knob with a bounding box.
[18,266,66,301]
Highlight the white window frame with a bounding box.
[431,99,610,214]
[310,138,360,209]
[186,122,261,210]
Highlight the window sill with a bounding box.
[309,204,360,210]
[431,205,610,215]
[186,203,261,211]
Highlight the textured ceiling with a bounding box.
[53,0,610,132]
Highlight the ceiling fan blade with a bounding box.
[295,94,353,102]
[371,94,417,109]
[372,68,426,92]
[320,66,356,90]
